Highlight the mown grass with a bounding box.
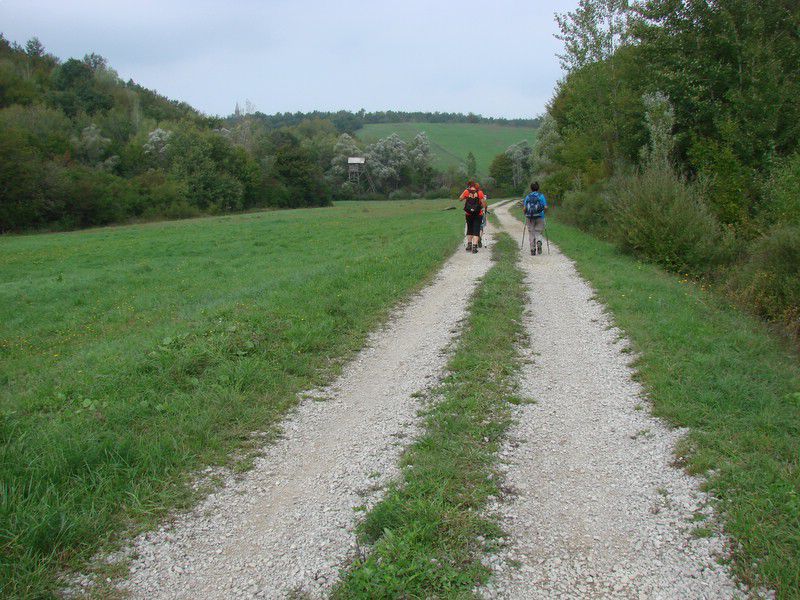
[546,216,800,598]
[0,200,465,598]
[356,123,538,178]
[333,232,526,599]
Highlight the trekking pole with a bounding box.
[544,226,550,254]
[520,217,526,250]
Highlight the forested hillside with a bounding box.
[530,0,800,338]
[0,36,336,232]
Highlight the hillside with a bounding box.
[355,122,538,178]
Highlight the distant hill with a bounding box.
[355,122,539,179]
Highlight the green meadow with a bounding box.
[356,122,538,178]
[0,200,463,598]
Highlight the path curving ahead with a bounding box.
[483,202,744,599]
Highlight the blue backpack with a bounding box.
[524,192,545,217]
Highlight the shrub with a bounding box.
[688,138,754,228]
[608,164,733,277]
[0,128,47,231]
[51,166,126,227]
[727,224,800,339]
[558,181,610,237]
[759,152,800,228]
[423,188,449,199]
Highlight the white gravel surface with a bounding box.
[111,222,495,599]
[481,203,753,599]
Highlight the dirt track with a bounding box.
[116,209,497,599]
[483,202,742,598]
[111,201,746,599]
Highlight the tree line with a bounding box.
[230,109,541,134]
[0,35,541,232]
[529,0,799,339]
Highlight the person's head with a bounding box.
[468,187,477,197]
[530,182,540,192]
[474,182,482,190]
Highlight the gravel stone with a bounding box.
[110,219,495,599]
[480,203,770,599]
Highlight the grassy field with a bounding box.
[545,215,800,598]
[355,122,538,178]
[334,231,526,598]
[0,200,465,598]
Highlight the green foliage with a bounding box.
[540,1,800,334]
[466,151,477,178]
[688,137,754,228]
[0,37,332,231]
[0,200,464,597]
[0,127,48,230]
[557,181,611,236]
[335,234,525,598]
[489,152,515,195]
[760,152,800,228]
[727,225,800,338]
[608,164,733,277]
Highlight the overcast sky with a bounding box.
[1,0,576,119]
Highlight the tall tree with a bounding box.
[466,151,477,179]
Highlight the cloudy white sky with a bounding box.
[1,0,576,118]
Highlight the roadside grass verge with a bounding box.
[546,217,800,598]
[0,200,464,598]
[333,232,526,598]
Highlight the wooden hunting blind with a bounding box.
[347,156,376,191]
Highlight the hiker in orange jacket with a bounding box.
[460,185,487,254]
[460,180,485,202]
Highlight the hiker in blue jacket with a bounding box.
[522,182,547,256]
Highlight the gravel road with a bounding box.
[482,202,751,599]
[114,218,495,599]
[95,200,761,599]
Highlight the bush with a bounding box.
[558,181,610,237]
[759,152,800,228]
[608,164,733,277]
[51,166,126,228]
[423,188,449,199]
[727,224,800,338]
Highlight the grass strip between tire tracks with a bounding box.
[333,232,526,599]
[544,216,800,598]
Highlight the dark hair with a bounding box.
[530,182,539,192]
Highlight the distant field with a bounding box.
[0,201,464,597]
[356,122,538,178]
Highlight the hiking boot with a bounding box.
[472,245,478,254]
[530,248,535,256]
[466,242,472,251]
[537,240,543,255]
[478,238,483,248]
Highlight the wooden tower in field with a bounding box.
[348,157,376,192]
